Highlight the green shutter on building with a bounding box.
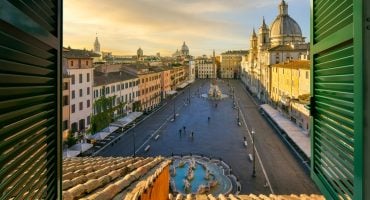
[311,0,363,199]
[0,0,62,199]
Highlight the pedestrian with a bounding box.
[208,116,210,122]
[191,131,194,137]
[183,126,186,132]
[179,129,182,135]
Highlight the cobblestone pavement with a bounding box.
[97,79,320,195]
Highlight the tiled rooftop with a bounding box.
[272,60,310,70]
[62,156,171,200]
[94,71,138,86]
[63,48,101,58]
[62,156,324,200]
[221,50,249,55]
[168,194,325,200]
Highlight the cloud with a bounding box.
[63,0,308,56]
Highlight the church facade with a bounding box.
[172,41,190,59]
[244,0,309,104]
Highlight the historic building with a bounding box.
[93,71,139,117]
[220,50,247,79]
[137,47,144,61]
[270,60,310,131]
[93,36,102,63]
[159,66,172,99]
[187,60,196,82]
[63,48,100,135]
[122,64,162,112]
[172,41,191,59]
[244,0,309,103]
[195,51,217,79]
[62,75,71,141]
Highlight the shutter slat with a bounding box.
[0,74,54,85]
[0,86,54,99]
[0,0,60,199]
[0,1,58,48]
[0,102,54,126]
[315,125,354,163]
[0,117,54,153]
[0,32,54,59]
[311,0,358,195]
[0,46,54,67]
[0,59,54,76]
[314,153,353,195]
[313,0,353,43]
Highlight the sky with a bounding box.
[63,0,310,57]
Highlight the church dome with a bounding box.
[270,0,302,38]
[181,41,189,52]
[137,47,143,57]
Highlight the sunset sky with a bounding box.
[63,0,310,56]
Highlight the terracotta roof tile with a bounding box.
[62,156,170,200]
[62,156,324,200]
[168,194,325,200]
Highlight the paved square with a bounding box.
[98,79,319,194]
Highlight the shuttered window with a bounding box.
[311,0,363,199]
[0,0,62,199]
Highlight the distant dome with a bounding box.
[137,47,143,57]
[270,0,302,39]
[181,41,189,52]
[181,41,189,56]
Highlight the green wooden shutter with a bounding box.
[311,0,363,199]
[0,0,62,199]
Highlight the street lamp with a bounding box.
[173,97,176,121]
[237,103,241,126]
[252,129,256,177]
[188,86,191,104]
[132,123,136,157]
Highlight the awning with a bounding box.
[102,125,119,133]
[88,131,110,140]
[260,104,310,158]
[280,96,291,106]
[69,143,93,153]
[177,82,189,89]
[63,149,81,158]
[187,79,195,84]
[110,112,143,128]
[166,90,177,95]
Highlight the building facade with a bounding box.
[93,36,102,63]
[220,50,247,79]
[160,67,172,98]
[188,60,196,82]
[93,71,139,117]
[171,65,187,89]
[62,76,71,141]
[196,59,216,79]
[123,64,162,112]
[172,41,191,60]
[63,49,99,134]
[270,60,310,131]
[244,0,309,103]
[137,47,144,61]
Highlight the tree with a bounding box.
[90,95,124,134]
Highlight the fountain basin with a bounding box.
[170,156,236,195]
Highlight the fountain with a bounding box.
[170,166,176,176]
[183,179,191,192]
[170,155,238,195]
[201,79,228,100]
